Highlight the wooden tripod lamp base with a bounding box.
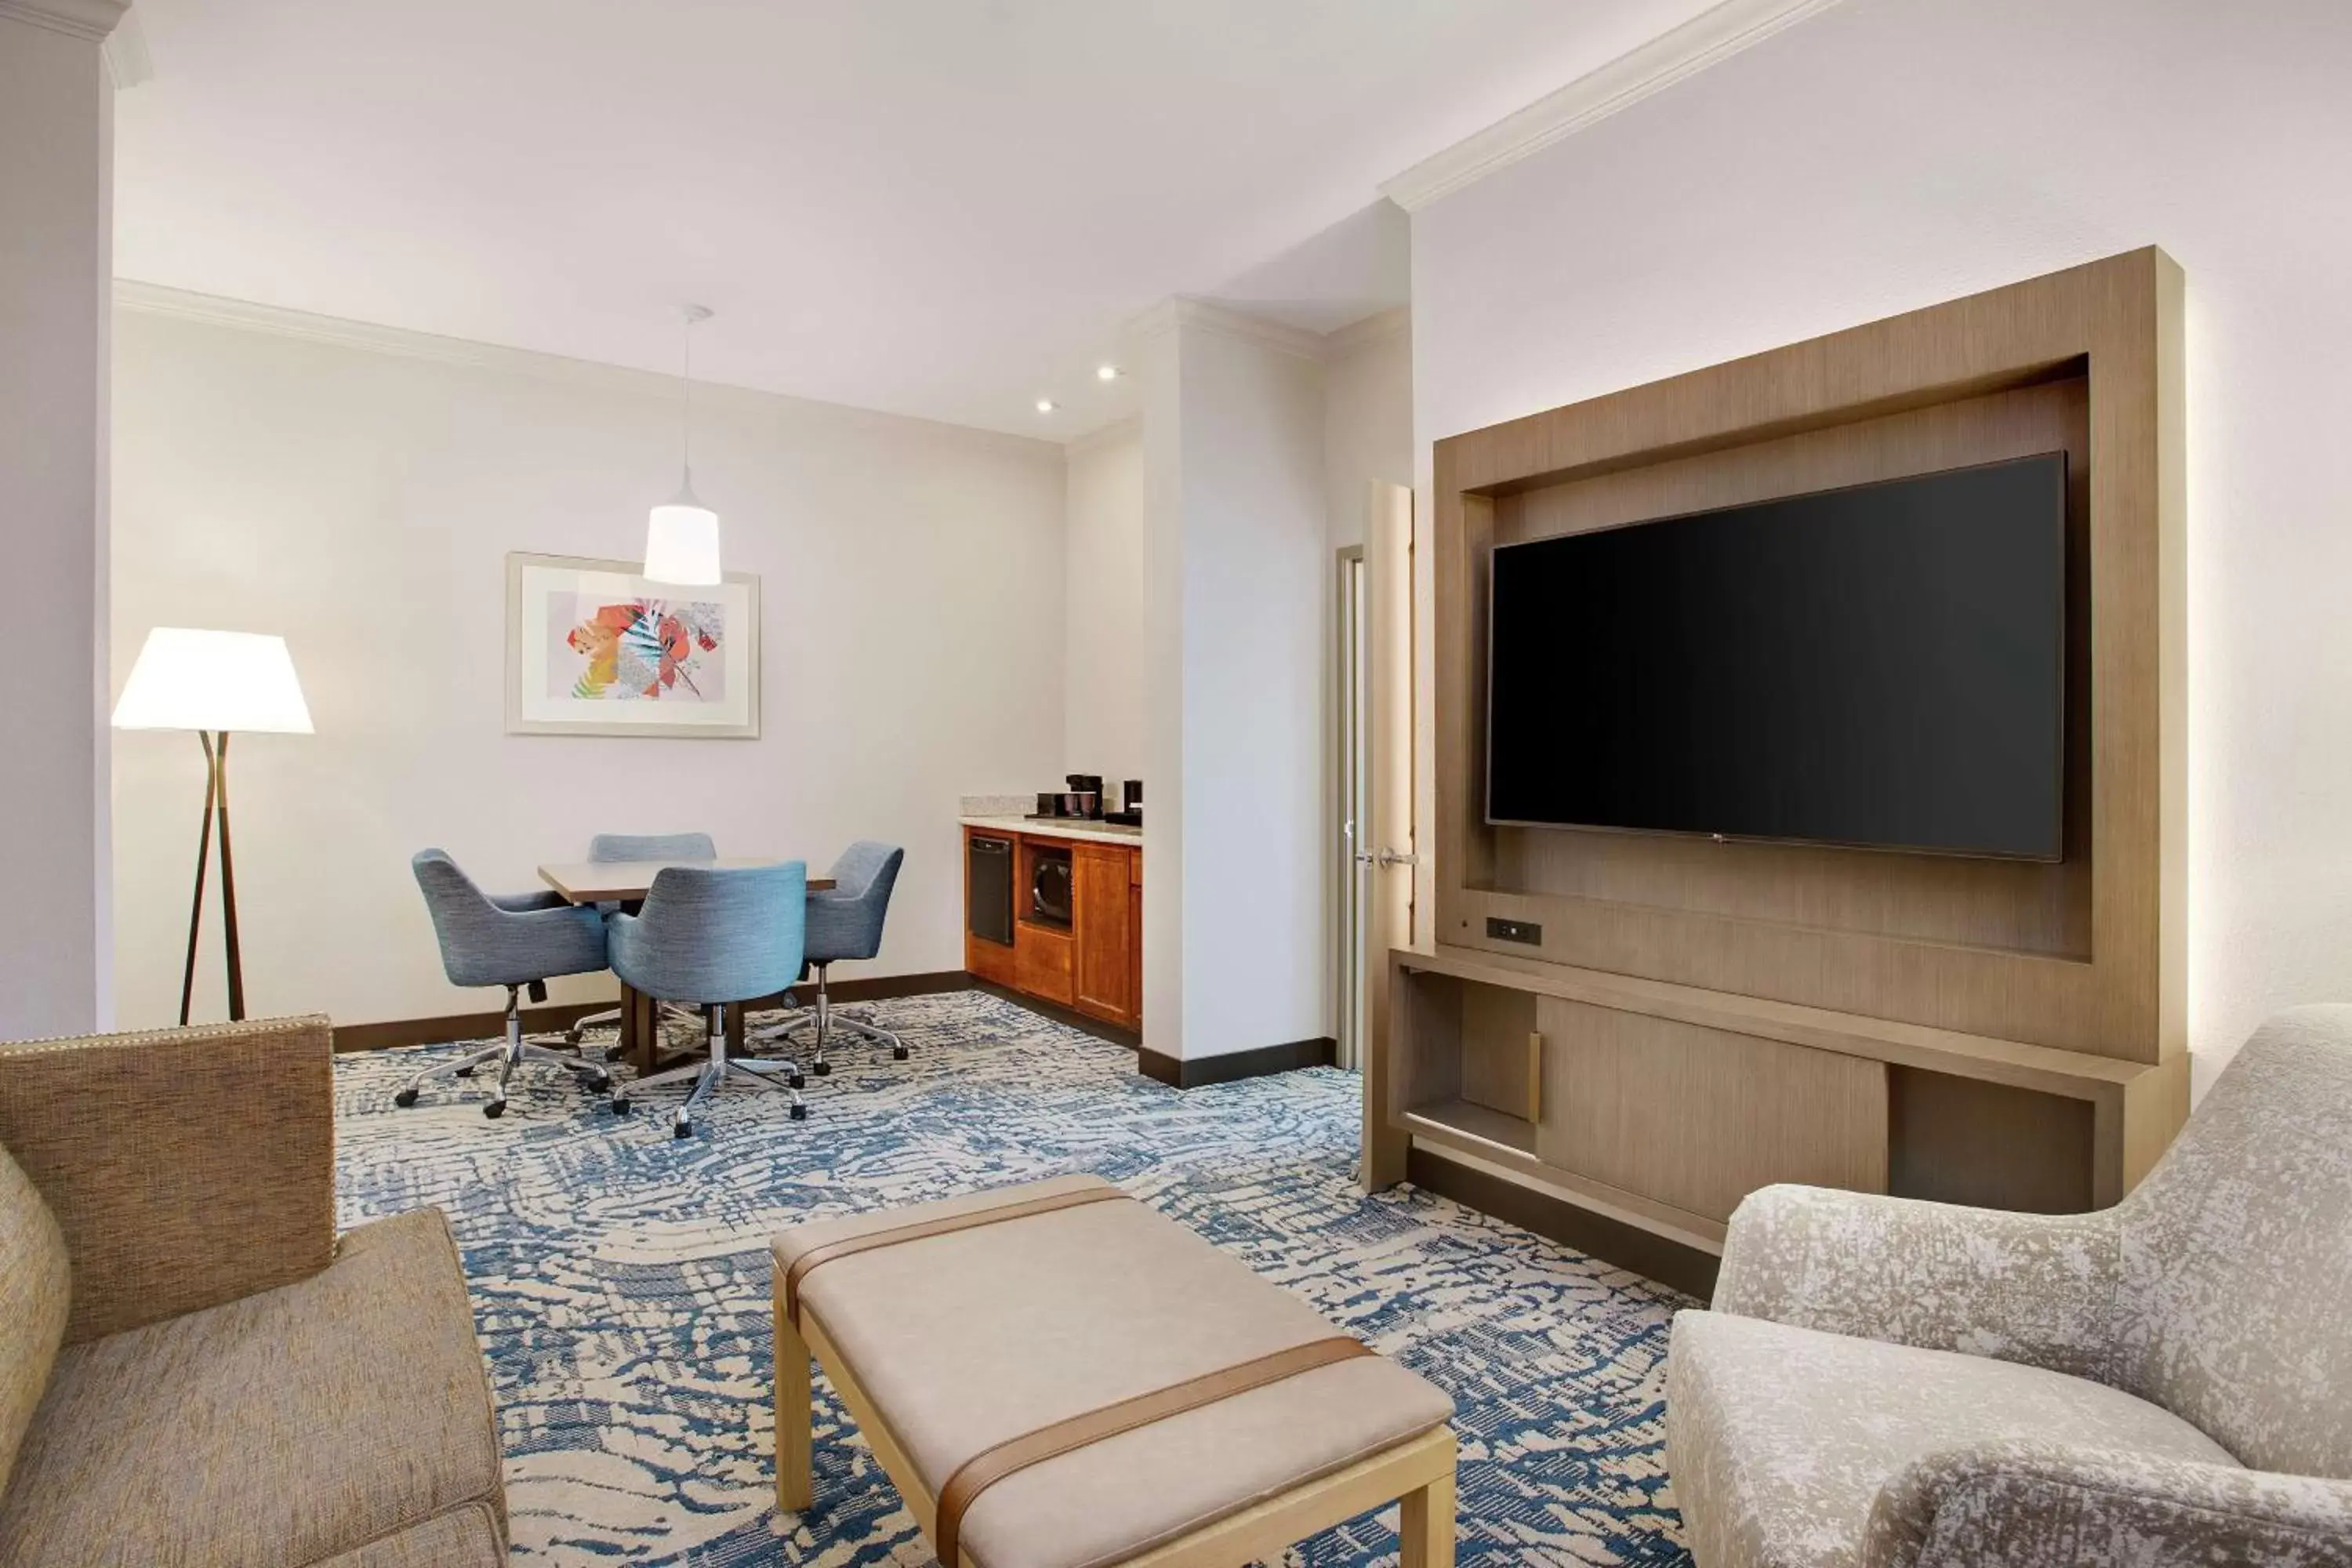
[179,729,245,1025]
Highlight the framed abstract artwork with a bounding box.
[505,552,760,738]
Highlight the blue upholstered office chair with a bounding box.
[396,849,615,1117]
[564,831,718,1052]
[608,861,808,1137]
[590,831,717,862]
[758,840,906,1077]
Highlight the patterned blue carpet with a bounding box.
[334,991,1694,1565]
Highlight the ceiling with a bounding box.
[113,0,1722,439]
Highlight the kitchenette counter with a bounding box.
[962,797,1143,1033]
[958,814,1141,848]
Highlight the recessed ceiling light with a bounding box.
[1096,365,1120,382]
[1036,398,1058,413]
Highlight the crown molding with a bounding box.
[103,6,150,86]
[0,0,129,42]
[1121,298,1185,348]
[112,280,1062,456]
[1381,0,1846,212]
[1123,296,1330,362]
[1324,305,1409,359]
[1065,415,1142,458]
[116,279,593,379]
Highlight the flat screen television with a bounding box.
[1486,452,2067,860]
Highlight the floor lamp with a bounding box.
[113,628,314,1025]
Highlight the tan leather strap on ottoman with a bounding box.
[782,1183,1127,1330]
[933,1335,1373,1567]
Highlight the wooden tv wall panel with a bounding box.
[1379,249,2189,1241]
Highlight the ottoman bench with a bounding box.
[771,1174,1457,1568]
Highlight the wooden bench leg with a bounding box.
[1398,1464,1455,1568]
[775,1294,814,1513]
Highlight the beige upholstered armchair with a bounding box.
[1665,1005,2352,1568]
[0,1017,507,1566]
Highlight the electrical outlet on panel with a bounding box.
[1486,916,1542,946]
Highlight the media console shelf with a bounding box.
[1388,944,2180,1254]
[1365,248,2190,1259]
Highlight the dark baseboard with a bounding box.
[1137,1036,1338,1090]
[332,1000,615,1054]
[966,979,1142,1048]
[1407,1145,1722,1302]
[749,970,972,1011]
[332,971,973,1054]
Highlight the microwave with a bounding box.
[1030,844,1073,929]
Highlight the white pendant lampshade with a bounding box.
[646,303,723,586]
[112,628,314,734]
[645,478,722,586]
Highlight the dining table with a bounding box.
[536,856,837,1074]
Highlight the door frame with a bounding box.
[1334,543,1368,1072]
[1360,478,1421,1189]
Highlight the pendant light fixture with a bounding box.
[644,303,721,586]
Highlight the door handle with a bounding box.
[1354,848,1420,868]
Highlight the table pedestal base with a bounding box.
[616,984,746,1075]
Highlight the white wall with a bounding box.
[1,13,114,1039]
[1412,0,2352,1093]
[111,302,1068,1029]
[1063,419,1147,786]
[1323,310,1414,553]
[1140,326,1188,1056]
[1138,309,1332,1060]
[1180,326,1330,1060]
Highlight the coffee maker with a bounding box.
[1105,779,1142,827]
[1032,774,1105,819]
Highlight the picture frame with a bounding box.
[504,551,760,738]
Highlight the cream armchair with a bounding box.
[0,1017,507,1566]
[1664,1006,2352,1567]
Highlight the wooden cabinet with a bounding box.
[967,927,1018,989]
[1127,851,1143,1029]
[1532,996,1887,1223]
[1072,842,1135,1026]
[1014,920,1075,1007]
[964,825,1142,1031]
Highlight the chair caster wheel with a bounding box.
[672,1119,694,1140]
[483,1100,506,1120]
[789,1073,806,1091]
[602,1046,622,1064]
[587,1072,613,1093]
[789,1103,808,1121]
[814,1060,832,1077]
[394,1087,419,1108]
[453,1065,475,1078]
[892,1045,909,1061]
[609,1096,632,1116]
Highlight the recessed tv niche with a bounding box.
[1486,452,2067,860]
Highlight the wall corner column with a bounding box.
[1134,299,1330,1066]
[0,0,128,1037]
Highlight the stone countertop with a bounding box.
[958,814,1142,848]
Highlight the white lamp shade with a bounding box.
[644,499,722,586]
[112,628,314,734]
